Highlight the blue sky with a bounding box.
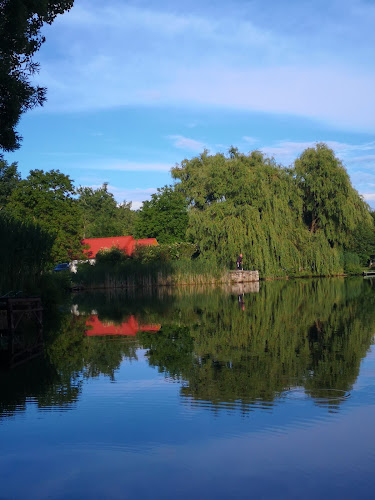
[5,0,375,209]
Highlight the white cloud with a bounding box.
[167,135,205,152]
[130,201,144,211]
[78,161,172,172]
[37,1,375,132]
[88,184,157,208]
[258,139,375,208]
[261,140,375,166]
[243,136,258,145]
[362,193,375,203]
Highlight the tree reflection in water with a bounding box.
[138,278,375,413]
[1,277,375,418]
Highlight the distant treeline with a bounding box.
[1,143,375,292]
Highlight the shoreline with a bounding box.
[70,271,365,292]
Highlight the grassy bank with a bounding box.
[72,257,227,289]
[71,256,368,291]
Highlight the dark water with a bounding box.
[1,277,375,499]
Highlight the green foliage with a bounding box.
[341,252,362,274]
[77,183,135,238]
[134,185,188,243]
[347,218,375,266]
[172,146,372,276]
[96,246,129,265]
[0,211,54,294]
[5,169,83,262]
[133,242,197,263]
[73,255,224,289]
[0,159,20,208]
[0,0,75,154]
[294,143,373,246]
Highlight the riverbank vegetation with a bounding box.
[72,243,224,289]
[1,143,375,293]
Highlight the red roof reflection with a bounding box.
[85,315,161,336]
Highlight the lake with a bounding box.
[1,277,375,499]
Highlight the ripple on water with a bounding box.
[280,387,351,406]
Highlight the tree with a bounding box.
[0,159,20,209]
[294,143,373,247]
[0,0,75,154]
[171,147,374,275]
[0,210,54,292]
[172,150,310,273]
[6,169,83,262]
[77,183,135,238]
[134,185,188,244]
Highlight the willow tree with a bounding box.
[294,143,373,248]
[172,149,341,275]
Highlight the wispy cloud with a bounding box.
[88,184,157,209]
[243,136,258,145]
[78,160,172,172]
[261,140,375,165]
[258,138,375,207]
[167,135,205,152]
[37,0,375,131]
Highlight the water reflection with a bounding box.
[1,277,375,420]
[136,278,375,413]
[84,314,161,337]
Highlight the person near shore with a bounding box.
[236,254,243,270]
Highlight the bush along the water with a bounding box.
[73,243,225,289]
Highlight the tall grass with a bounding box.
[0,212,54,295]
[71,239,365,290]
[72,257,227,289]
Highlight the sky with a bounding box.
[5,0,375,209]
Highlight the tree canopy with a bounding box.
[134,185,188,243]
[77,183,135,238]
[6,169,83,261]
[293,143,373,247]
[0,159,20,208]
[172,145,374,274]
[2,143,374,276]
[0,0,75,154]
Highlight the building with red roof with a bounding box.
[82,236,158,259]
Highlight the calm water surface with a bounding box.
[1,277,375,499]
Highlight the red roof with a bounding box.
[82,236,158,258]
[85,315,161,336]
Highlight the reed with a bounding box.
[72,257,227,290]
[0,212,54,294]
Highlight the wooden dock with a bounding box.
[228,270,259,283]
